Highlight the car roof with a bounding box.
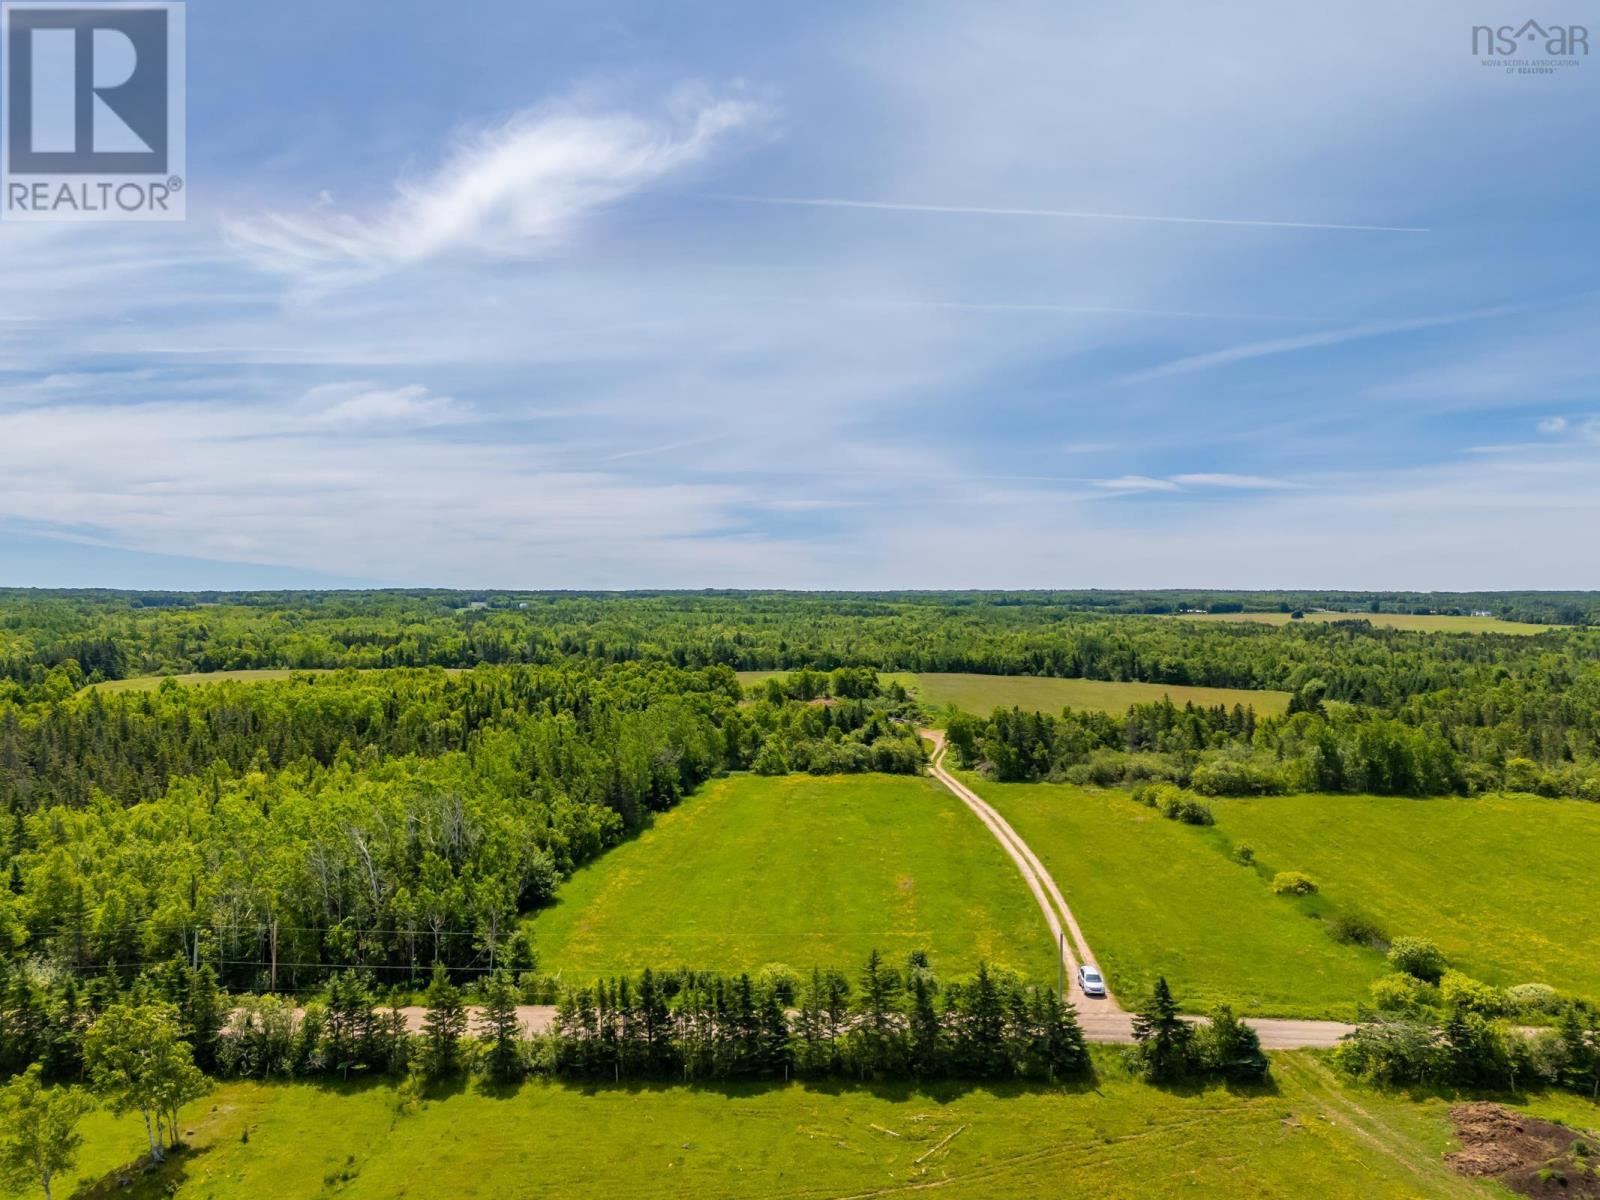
[1081,965,1101,974]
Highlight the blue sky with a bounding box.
[2,0,1598,589]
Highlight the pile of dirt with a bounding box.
[1446,1102,1600,1197]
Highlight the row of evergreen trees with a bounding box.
[4,952,1280,1100]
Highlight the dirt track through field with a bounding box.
[920,730,1357,1050]
[337,745,1362,1049]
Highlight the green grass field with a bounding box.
[93,667,466,693]
[978,781,1385,1018]
[1167,611,1552,634]
[737,671,1291,718]
[525,773,1058,982]
[27,1051,1587,1200]
[1214,792,1600,997]
[978,781,1600,1017]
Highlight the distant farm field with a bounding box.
[34,1052,1574,1200]
[737,671,1291,718]
[525,772,1057,982]
[978,780,1600,1017]
[1168,611,1552,634]
[93,666,467,692]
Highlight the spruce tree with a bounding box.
[478,969,523,1083]
[907,974,944,1079]
[1129,977,1194,1083]
[421,965,467,1078]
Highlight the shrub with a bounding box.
[1326,910,1388,949]
[1334,1018,1443,1085]
[1230,842,1255,866]
[1190,757,1286,797]
[1197,1005,1269,1081]
[1159,794,1215,826]
[1271,871,1318,896]
[1387,937,1447,984]
[1439,970,1507,1017]
[1132,784,1214,825]
[1368,973,1437,1016]
[1507,983,1563,1015]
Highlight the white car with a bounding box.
[1077,965,1107,997]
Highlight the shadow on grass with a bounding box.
[534,1071,1105,1104]
[69,1144,213,1200]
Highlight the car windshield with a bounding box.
[1084,972,1101,982]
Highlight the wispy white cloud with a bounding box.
[299,382,468,432]
[226,89,769,280]
[1172,473,1299,490]
[1538,416,1569,434]
[1092,475,1180,492]
[1115,311,1504,387]
[710,194,1429,234]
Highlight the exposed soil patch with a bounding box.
[1446,1102,1600,1197]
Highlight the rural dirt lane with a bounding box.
[355,741,1361,1050]
[919,729,1356,1050]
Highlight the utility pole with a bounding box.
[269,919,278,992]
[1057,931,1065,998]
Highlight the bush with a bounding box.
[1507,983,1563,1015]
[1368,973,1437,1016]
[1271,871,1318,896]
[1439,970,1507,1017]
[1326,910,1388,949]
[1132,784,1214,825]
[1387,937,1447,984]
[1160,794,1215,826]
[1190,757,1286,797]
[1230,842,1255,866]
[1334,1018,1443,1085]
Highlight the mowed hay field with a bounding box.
[980,781,1600,1017]
[737,671,1291,718]
[978,781,1384,1018]
[1168,611,1552,634]
[525,773,1057,982]
[1214,792,1600,997]
[30,1053,1582,1200]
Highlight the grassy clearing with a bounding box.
[977,780,1384,1018]
[28,1050,1581,1199]
[978,780,1600,1016]
[737,671,1290,718]
[93,667,466,693]
[1167,611,1552,634]
[1213,792,1600,997]
[525,773,1057,982]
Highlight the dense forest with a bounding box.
[3,589,1600,1108]
[4,589,1598,699]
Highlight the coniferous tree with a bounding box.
[854,950,904,1077]
[906,974,945,1079]
[421,965,467,1077]
[478,969,523,1082]
[1129,977,1194,1083]
[1027,987,1089,1081]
